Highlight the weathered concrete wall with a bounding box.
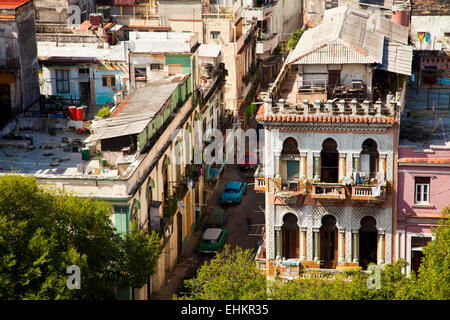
[159,1,204,43]
[411,15,450,50]
[16,3,40,111]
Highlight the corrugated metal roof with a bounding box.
[86,76,185,142]
[380,41,413,75]
[289,5,412,75]
[290,39,376,64]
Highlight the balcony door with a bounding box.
[359,216,377,270]
[320,215,338,269]
[321,138,339,183]
[281,213,299,259]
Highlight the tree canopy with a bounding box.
[0,175,161,299]
[286,28,306,51]
[180,245,267,300]
[179,208,450,300]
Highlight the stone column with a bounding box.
[313,228,319,261]
[274,152,281,179]
[338,228,345,264]
[378,231,385,265]
[352,230,359,263]
[379,153,387,181]
[339,153,346,181]
[300,152,307,179]
[313,152,320,180]
[300,228,307,260]
[353,153,360,173]
[275,228,281,260]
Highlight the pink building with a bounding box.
[396,142,450,274]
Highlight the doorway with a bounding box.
[359,216,378,270]
[281,213,299,259]
[78,81,90,105]
[320,215,338,268]
[0,83,12,127]
[320,138,339,183]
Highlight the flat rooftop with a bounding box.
[87,75,186,142]
[37,41,126,62]
[0,129,105,177]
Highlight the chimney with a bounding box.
[392,4,408,27]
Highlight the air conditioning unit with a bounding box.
[352,80,363,89]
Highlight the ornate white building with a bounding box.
[253,6,411,276]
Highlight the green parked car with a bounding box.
[199,228,227,254]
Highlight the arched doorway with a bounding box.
[320,215,338,268]
[321,138,339,183]
[281,138,300,190]
[360,139,379,181]
[359,216,378,270]
[281,213,299,259]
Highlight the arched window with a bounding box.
[281,138,300,190]
[360,139,379,181]
[321,138,338,183]
[359,216,377,270]
[319,215,338,268]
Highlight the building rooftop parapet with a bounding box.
[256,97,399,124]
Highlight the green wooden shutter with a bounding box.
[114,205,130,235]
[287,160,299,179]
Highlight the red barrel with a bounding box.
[68,106,76,120]
[76,107,84,121]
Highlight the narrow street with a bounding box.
[151,163,265,300]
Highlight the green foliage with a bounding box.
[96,106,111,118]
[178,245,267,300]
[0,175,161,299]
[286,28,306,51]
[415,210,450,300]
[272,44,282,56]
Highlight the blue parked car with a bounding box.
[221,181,247,204]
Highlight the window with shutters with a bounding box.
[113,205,129,235]
[102,75,116,87]
[415,177,430,204]
[56,70,70,93]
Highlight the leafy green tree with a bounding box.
[414,209,450,300]
[286,28,306,51]
[96,106,111,118]
[0,175,161,299]
[180,245,267,300]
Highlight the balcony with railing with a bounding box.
[254,165,266,193]
[256,31,278,55]
[311,183,346,200]
[351,184,386,202]
[243,1,277,21]
[268,177,307,205]
[202,0,241,21]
